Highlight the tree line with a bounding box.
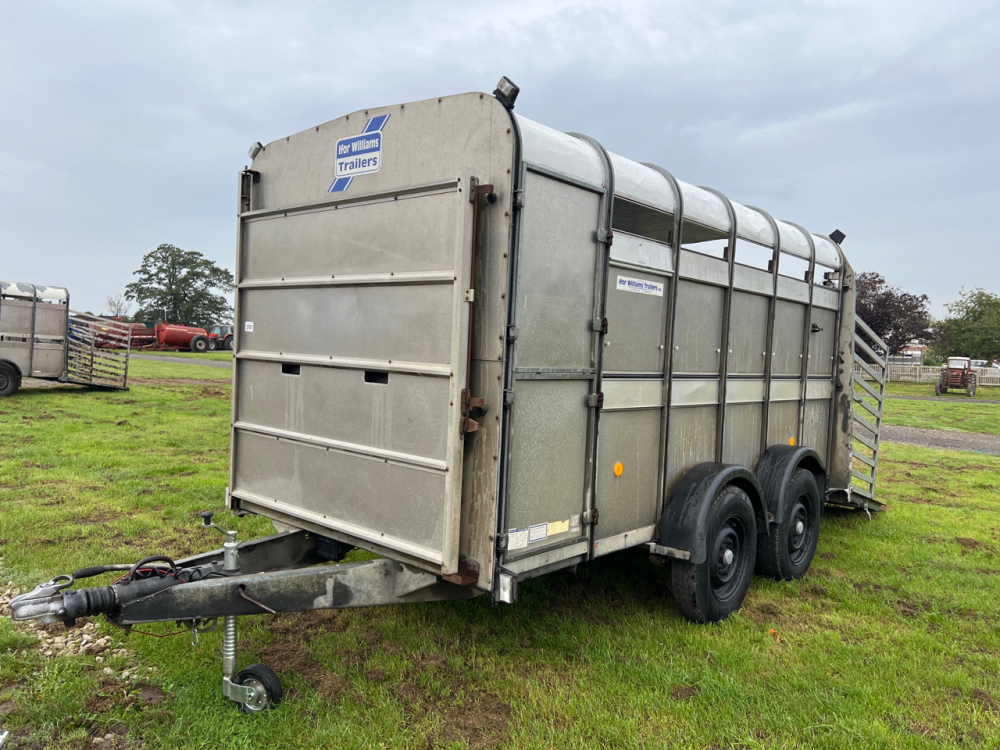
[856,272,1000,363]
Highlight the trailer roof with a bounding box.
[0,281,69,302]
[515,115,843,270]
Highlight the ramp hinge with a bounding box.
[506,325,518,341]
[595,228,613,245]
[593,317,608,334]
[503,389,515,407]
[460,389,486,434]
[583,509,599,526]
[512,189,525,209]
[587,392,604,409]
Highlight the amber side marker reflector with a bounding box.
[614,462,624,477]
[790,437,795,446]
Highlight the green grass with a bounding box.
[1,384,999,748]
[886,381,1000,401]
[125,357,231,382]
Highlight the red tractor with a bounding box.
[207,324,234,351]
[936,357,977,397]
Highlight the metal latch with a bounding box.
[512,189,525,209]
[506,325,518,342]
[595,228,613,245]
[587,392,604,409]
[503,389,515,407]
[465,289,475,303]
[593,318,608,334]
[583,509,599,526]
[460,389,486,434]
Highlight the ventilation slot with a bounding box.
[281,363,301,376]
[364,370,389,385]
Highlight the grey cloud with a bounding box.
[1,0,997,317]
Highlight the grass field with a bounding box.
[886,382,1000,401]
[1,363,998,748]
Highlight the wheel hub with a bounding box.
[787,498,813,565]
[710,515,749,602]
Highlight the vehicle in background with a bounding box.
[208,324,234,351]
[148,322,213,353]
[937,356,977,397]
[0,281,131,397]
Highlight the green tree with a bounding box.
[931,288,1000,362]
[854,272,931,355]
[125,244,234,327]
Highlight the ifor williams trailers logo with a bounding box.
[328,114,389,193]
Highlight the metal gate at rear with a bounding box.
[230,174,478,576]
[848,316,889,510]
[66,312,132,390]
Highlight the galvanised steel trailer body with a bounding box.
[0,281,131,396]
[11,80,889,712]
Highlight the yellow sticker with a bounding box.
[549,519,570,535]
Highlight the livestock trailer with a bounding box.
[12,80,890,713]
[0,281,132,396]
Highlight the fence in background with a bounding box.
[853,363,1000,385]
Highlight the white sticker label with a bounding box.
[508,528,528,551]
[528,523,548,543]
[244,321,254,332]
[616,275,664,296]
[570,514,582,533]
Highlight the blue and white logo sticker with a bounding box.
[329,114,390,193]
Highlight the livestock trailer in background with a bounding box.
[12,80,889,713]
[0,281,132,396]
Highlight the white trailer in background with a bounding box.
[0,281,132,396]
[11,79,889,713]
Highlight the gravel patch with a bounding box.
[881,425,1000,455]
[130,353,232,369]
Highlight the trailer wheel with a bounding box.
[671,485,756,623]
[967,375,976,398]
[0,363,19,398]
[190,335,209,353]
[235,664,282,713]
[756,469,820,581]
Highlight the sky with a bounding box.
[1,0,998,318]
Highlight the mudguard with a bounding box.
[657,463,767,565]
[0,359,23,379]
[754,445,826,524]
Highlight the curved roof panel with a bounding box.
[514,115,842,268]
[515,115,604,188]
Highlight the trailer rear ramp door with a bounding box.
[229,94,514,578]
[67,313,132,390]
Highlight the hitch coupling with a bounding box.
[10,572,184,626]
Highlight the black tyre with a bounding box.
[934,381,942,396]
[208,338,218,351]
[190,335,209,353]
[967,375,976,398]
[0,363,19,398]
[757,469,821,581]
[234,663,282,713]
[224,336,234,351]
[671,485,757,623]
